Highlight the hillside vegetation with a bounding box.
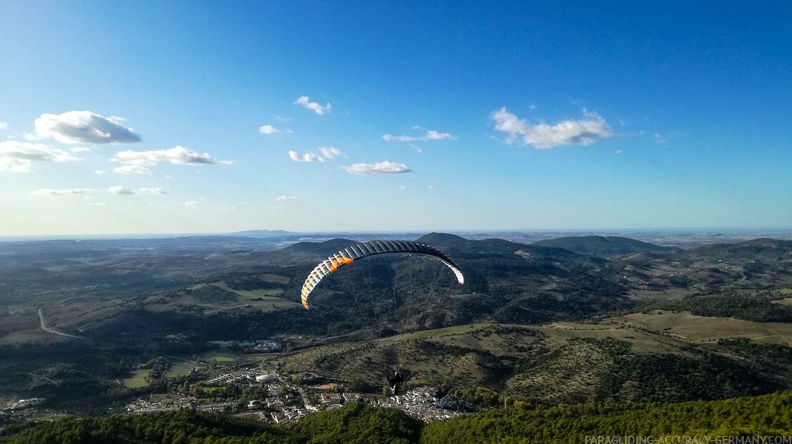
[3,233,792,412]
[5,392,792,443]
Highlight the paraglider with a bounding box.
[300,240,464,309]
[386,368,407,395]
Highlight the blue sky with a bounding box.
[1,1,791,235]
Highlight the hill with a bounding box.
[689,238,792,261]
[281,238,359,256]
[230,229,293,238]
[5,232,792,413]
[275,322,792,405]
[533,235,676,257]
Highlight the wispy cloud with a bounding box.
[491,107,613,149]
[294,96,331,115]
[383,129,454,142]
[31,188,93,195]
[95,169,107,175]
[276,195,299,201]
[180,200,205,209]
[138,187,168,195]
[86,202,106,207]
[0,141,80,173]
[653,133,666,144]
[342,161,411,175]
[398,185,411,190]
[107,186,136,195]
[113,164,152,175]
[0,122,8,131]
[70,146,91,153]
[318,146,343,159]
[259,124,280,135]
[288,150,324,163]
[111,146,232,174]
[33,111,141,144]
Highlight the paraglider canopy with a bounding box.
[300,240,464,309]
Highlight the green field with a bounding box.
[213,281,284,298]
[380,323,491,342]
[0,331,49,345]
[123,369,150,388]
[167,362,196,378]
[614,311,792,345]
[197,351,244,363]
[155,280,299,315]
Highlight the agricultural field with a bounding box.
[123,369,150,388]
[166,362,197,378]
[613,311,792,345]
[196,351,247,364]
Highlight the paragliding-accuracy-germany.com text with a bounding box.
[585,436,792,444]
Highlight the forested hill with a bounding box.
[417,232,582,259]
[4,392,791,443]
[532,235,677,257]
[281,238,358,255]
[689,238,792,261]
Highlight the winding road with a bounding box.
[38,309,87,340]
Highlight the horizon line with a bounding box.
[3,226,792,242]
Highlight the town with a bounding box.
[122,364,471,424]
[2,340,473,430]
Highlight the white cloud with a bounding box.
[86,202,106,207]
[31,188,93,195]
[112,146,231,173]
[0,141,80,172]
[138,187,167,195]
[70,146,91,153]
[382,129,454,142]
[95,169,107,175]
[653,133,666,144]
[33,111,141,144]
[276,195,299,201]
[342,161,411,175]
[398,185,411,190]
[275,115,292,122]
[615,149,623,155]
[107,186,136,195]
[259,124,280,135]
[288,150,324,163]
[113,164,152,175]
[318,146,342,159]
[294,96,331,115]
[180,200,205,209]
[0,158,32,172]
[0,122,8,131]
[491,107,613,149]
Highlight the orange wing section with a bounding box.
[329,257,354,273]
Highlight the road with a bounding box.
[38,309,87,340]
